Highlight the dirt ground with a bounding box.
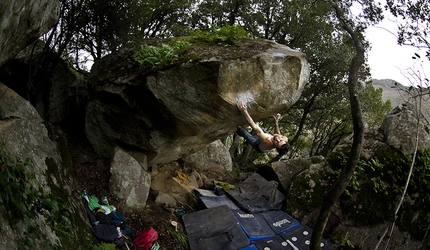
[68,132,193,250]
[67,130,354,250]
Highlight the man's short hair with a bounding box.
[276,141,290,155]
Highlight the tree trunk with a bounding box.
[309,1,365,249]
[289,94,315,147]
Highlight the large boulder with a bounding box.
[0,82,90,249]
[109,147,151,211]
[0,0,60,66]
[281,103,429,249]
[382,102,430,155]
[183,139,233,173]
[253,103,430,249]
[284,157,334,225]
[0,54,87,129]
[86,38,310,165]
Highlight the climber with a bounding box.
[236,100,290,155]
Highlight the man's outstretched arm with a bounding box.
[237,101,264,135]
[273,113,281,135]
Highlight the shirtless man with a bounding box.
[236,100,290,155]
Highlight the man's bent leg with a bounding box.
[236,127,260,147]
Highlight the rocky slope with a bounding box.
[373,78,430,120]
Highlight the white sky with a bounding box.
[365,13,429,86]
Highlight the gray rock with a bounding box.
[0,0,60,66]
[269,158,311,190]
[0,82,86,249]
[85,39,309,165]
[109,147,151,210]
[183,139,233,172]
[336,223,421,250]
[286,160,333,224]
[382,102,430,155]
[154,192,177,207]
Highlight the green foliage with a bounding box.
[386,0,430,60]
[134,40,189,69]
[190,25,250,44]
[331,231,354,248]
[360,82,392,127]
[0,149,72,248]
[0,155,39,224]
[332,152,406,197]
[330,147,430,240]
[167,225,189,249]
[91,242,116,250]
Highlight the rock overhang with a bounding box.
[86,38,310,165]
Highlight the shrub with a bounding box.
[331,148,430,240]
[134,40,189,69]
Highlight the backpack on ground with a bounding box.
[132,227,159,250]
[94,209,114,225]
[111,211,125,225]
[82,193,98,226]
[82,191,132,247]
[92,223,126,248]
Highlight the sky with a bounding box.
[365,14,429,86]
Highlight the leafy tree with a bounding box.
[78,1,141,58]
[40,0,194,70]
[360,82,392,127]
[134,0,194,38]
[34,0,392,166]
[386,0,430,60]
[190,0,252,30]
[241,0,283,39]
[310,1,382,249]
[274,0,368,158]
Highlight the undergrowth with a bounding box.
[0,148,72,248]
[91,242,116,250]
[134,40,189,69]
[134,25,250,70]
[331,148,430,240]
[167,225,189,249]
[332,149,430,199]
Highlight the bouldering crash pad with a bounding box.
[183,205,250,250]
[225,173,285,213]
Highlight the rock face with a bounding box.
[0,52,88,129]
[0,0,60,66]
[86,39,309,165]
[382,102,430,155]
[0,82,88,249]
[109,147,151,210]
[268,103,430,249]
[183,139,233,172]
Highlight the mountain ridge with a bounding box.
[372,78,430,120]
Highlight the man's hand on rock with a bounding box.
[273,113,281,123]
[237,100,248,113]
